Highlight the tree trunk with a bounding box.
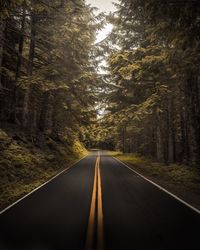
[156,107,164,162]
[0,20,6,88]
[122,125,126,153]
[185,71,200,165]
[16,6,26,79]
[0,20,6,120]
[27,11,36,76]
[10,7,26,123]
[180,106,190,163]
[167,97,175,163]
[23,10,36,127]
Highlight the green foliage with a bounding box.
[0,0,102,209]
[111,152,200,191]
[98,0,200,165]
[0,126,87,210]
[0,0,26,19]
[0,0,103,141]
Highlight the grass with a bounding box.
[0,128,88,211]
[108,151,200,209]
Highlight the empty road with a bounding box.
[0,151,199,250]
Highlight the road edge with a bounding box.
[0,154,88,215]
[113,156,200,215]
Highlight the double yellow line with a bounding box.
[85,152,104,250]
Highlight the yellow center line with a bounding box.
[85,156,98,250]
[97,157,104,250]
[85,152,105,250]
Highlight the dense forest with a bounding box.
[95,0,200,166]
[0,0,200,204]
[0,0,104,207]
[0,0,102,140]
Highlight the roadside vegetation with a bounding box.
[0,127,87,210]
[0,1,100,210]
[109,151,200,209]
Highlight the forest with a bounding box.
[0,0,200,209]
[0,0,103,208]
[96,0,200,166]
[0,0,100,140]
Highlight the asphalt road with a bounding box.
[0,151,200,250]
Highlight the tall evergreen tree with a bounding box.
[100,0,200,165]
[0,0,102,143]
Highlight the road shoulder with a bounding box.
[108,151,200,210]
[0,153,88,213]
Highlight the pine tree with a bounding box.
[101,0,200,165]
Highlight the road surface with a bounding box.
[0,151,199,250]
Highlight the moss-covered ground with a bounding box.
[0,126,88,211]
[108,151,200,210]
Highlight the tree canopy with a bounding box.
[95,0,200,166]
[0,0,104,142]
[0,0,200,166]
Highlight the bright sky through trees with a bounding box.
[86,0,118,43]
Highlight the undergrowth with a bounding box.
[0,127,88,210]
[109,151,200,191]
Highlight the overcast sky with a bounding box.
[86,0,118,13]
[86,0,118,43]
